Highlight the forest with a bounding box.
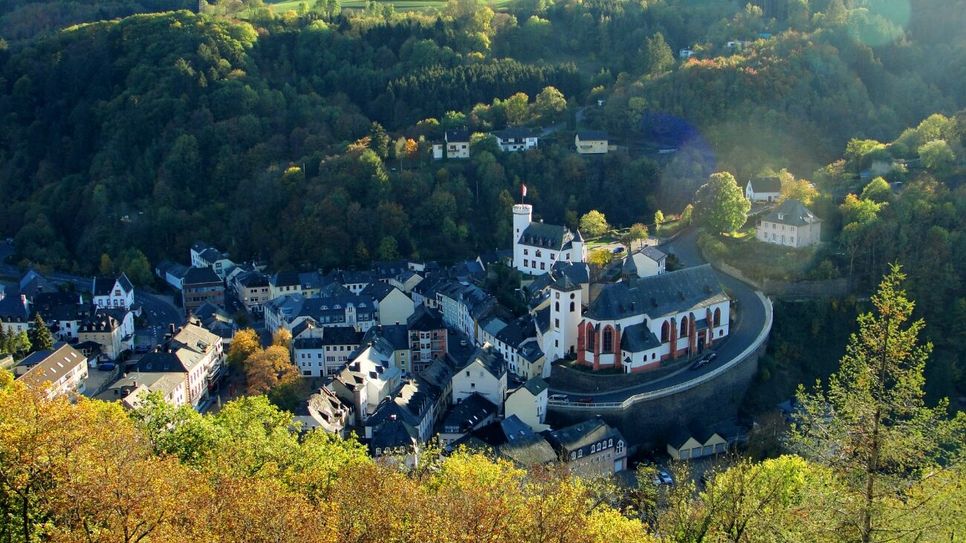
[0,0,963,275]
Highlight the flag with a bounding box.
[521,184,527,198]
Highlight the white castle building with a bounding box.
[512,204,586,276]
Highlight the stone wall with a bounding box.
[546,340,763,450]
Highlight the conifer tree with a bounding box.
[29,314,54,352]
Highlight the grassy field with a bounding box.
[264,0,515,14]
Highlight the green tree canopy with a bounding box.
[579,210,609,238]
[693,172,750,235]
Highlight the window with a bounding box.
[680,317,689,337]
[535,250,542,257]
[554,319,560,329]
[586,325,596,351]
[616,441,624,455]
[577,449,582,458]
[540,262,545,270]
[661,321,670,343]
[713,308,721,327]
[555,302,560,312]
[524,249,528,255]
[524,259,529,267]
[602,327,614,353]
[569,302,575,312]
[608,438,613,448]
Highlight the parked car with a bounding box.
[706,352,718,362]
[690,358,708,370]
[612,246,625,254]
[549,393,568,401]
[97,362,116,371]
[134,344,151,354]
[658,469,674,485]
[575,396,594,404]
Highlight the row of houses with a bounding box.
[432,129,611,160]
[0,272,139,362]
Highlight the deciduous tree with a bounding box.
[693,172,750,235]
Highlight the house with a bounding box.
[512,203,586,276]
[136,321,224,409]
[155,260,189,291]
[679,48,696,59]
[95,371,188,409]
[545,416,627,477]
[269,271,303,300]
[18,269,55,300]
[330,338,403,425]
[181,267,225,314]
[418,355,456,430]
[451,347,507,414]
[492,128,538,152]
[298,271,327,298]
[364,324,412,374]
[407,306,448,373]
[666,427,729,460]
[264,293,377,334]
[15,343,89,399]
[621,246,667,279]
[292,325,364,377]
[388,270,423,294]
[745,176,782,203]
[339,270,374,294]
[575,130,608,154]
[756,199,822,249]
[365,377,439,450]
[439,392,498,445]
[444,129,471,159]
[232,270,271,314]
[449,415,558,467]
[362,282,415,326]
[294,385,354,437]
[78,314,128,361]
[504,377,549,431]
[92,273,135,311]
[189,242,235,280]
[30,292,86,341]
[191,303,235,345]
[577,265,730,373]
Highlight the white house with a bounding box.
[451,347,507,414]
[95,371,188,409]
[667,428,728,460]
[492,128,538,152]
[622,246,667,279]
[512,204,586,276]
[504,377,549,432]
[292,325,363,377]
[331,338,403,425]
[190,242,235,280]
[444,129,471,159]
[745,176,782,203]
[541,274,584,363]
[679,48,696,59]
[15,343,89,399]
[92,274,134,311]
[136,321,224,409]
[575,130,608,154]
[756,199,822,249]
[296,386,354,438]
[263,293,376,334]
[577,265,730,373]
[0,288,31,335]
[362,282,415,326]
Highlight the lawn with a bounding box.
[701,229,825,282]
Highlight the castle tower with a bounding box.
[512,204,532,272]
[571,228,586,263]
[547,275,582,362]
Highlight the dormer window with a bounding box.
[777,213,784,221]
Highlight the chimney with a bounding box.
[169,323,176,334]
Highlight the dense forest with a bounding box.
[1,0,964,275]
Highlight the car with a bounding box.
[612,246,625,254]
[706,352,718,362]
[134,344,151,354]
[689,359,708,370]
[97,362,116,371]
[575,396,594,404]
[549,393,568,401]
[657,469,674,485]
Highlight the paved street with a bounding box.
[548,227,769,402]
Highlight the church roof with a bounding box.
[586,264,727,321]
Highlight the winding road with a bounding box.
[547,227,769,403]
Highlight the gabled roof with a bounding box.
[445,129,470,142]
[364,324,409,351]
[576,130,608,141]
[761,199,821,227]
[545,416,623,454]
[31,292,85,322]
[235,270,269,288]
[518,222,572,251]
[271,271,301,288]
[519,377,548,396]
[747,176,782,194]
[19,269,55,297]
[93,273,133,297]
[442,392,497,432]
[16,343,87,389]
[459,347,507,380]
[0,289,30,322]
[360,281,397,302]
[452,415,557,466]
[182,266,222,286]
[619,322,661,353]
[79,313,120,333]
[492,127,537,140]
[407,306,444,331]
[293,327,363,349]
[586,264,728,321]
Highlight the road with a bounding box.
[548,227,768,402]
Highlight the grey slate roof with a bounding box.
[545,416,624,455]
[748,176,782,194]
[521,377,548,396]
[271,271,301,288]
[182,266,222,286]
[364,324,409,351]
[586,264,728,321]
[445,129,470,143]
[360,281,396,302]
[518,222,571,250]
[493,127,537,140]
[619,322,661,353]
[452,415,557,466]
[407,306,444,331]
[293,328,363,349]
[761,199,821,227]
[235,270,269,288]
[0,289,30,322]
[442,392,497,433]
[93,274,133,297]
[576,130,608,141]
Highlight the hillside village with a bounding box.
[0,184,800,472]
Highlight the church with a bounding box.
[512,203,586,276]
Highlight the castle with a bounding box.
[512,204,586,276]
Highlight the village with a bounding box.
[0,183,818,475]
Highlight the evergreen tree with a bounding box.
[29,314,54,352]
[792,264,965,543]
